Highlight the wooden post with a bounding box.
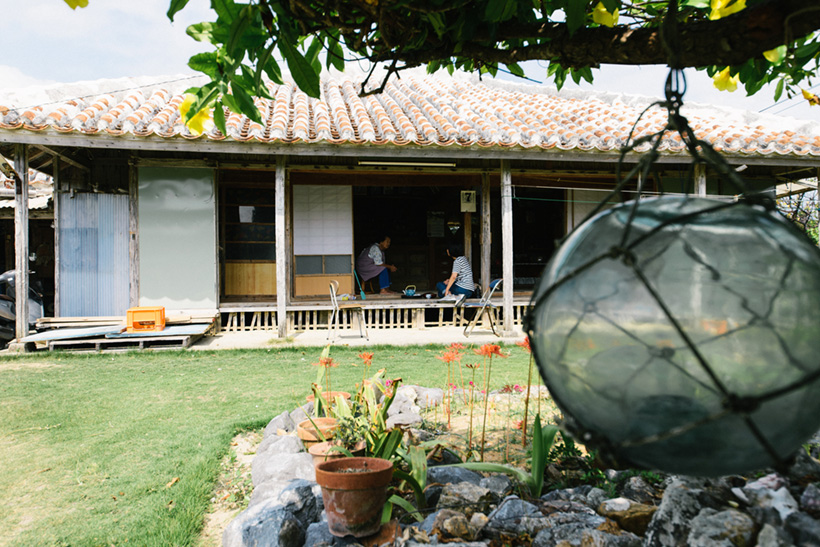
[53,156,61,317]
[14,144,30,341]
[128,161,140,308]
[695,164,707,196]
[275,156,288,337]
[500,160,514,336]
[463,211,472,264]
[481,172,491,291]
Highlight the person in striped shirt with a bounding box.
[437,242,476,299]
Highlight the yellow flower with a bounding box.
[592,2,619,27]
[763,46,786,64]
[713,68,739,92]
[179,94,213,136]
[709,0,745,20]
[63,0,89,8]
[802,89,820,106]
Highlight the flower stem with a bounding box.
[480,355,492,462]
[522,353,534,447]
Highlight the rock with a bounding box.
[532,521,642,547]
[542,486,593,505]
[263,411,296,437]
[251,452,315,487]
[541,500,606,529]
[621,475,659,504]
[800,483,820,518]
[223,484,318,547]
[289,403,312,426]
[256,434,304,460]
[598,497,658,536]
[437,482,493,518]
[427,447,462,467]
[433,509,476,540]
[407,428,434,443]
[756,523,795,547]
[787,450,820,486]
[586,487,609,510]
[479,474,513,500]
[785,511,820,546]
[304,522,361,546]
[418,511,438,534]
[427,466,483,486]
[686,508,756,547]
[743,479,799,525]
[414,386,444,408]
[386,411,422,429]
[388,386,419,416]
[643,478,714,547]
[485,495,551,538]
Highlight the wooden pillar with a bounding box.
[14,144,30,341]
[695,164,707,196]
[500,160,514,335]
[463,211,472,264]
[128,161,140,308]
[52,156,61,317]
[275,156,288,337]
[481,172,491,290]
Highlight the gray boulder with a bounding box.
[686,508,756,547]
[256,434,304,461]
[785,511,820,546]
[252,452,315,486]
[644,478,715,547]
[428,466,483,486]
[263,411,296,438]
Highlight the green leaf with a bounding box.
[600,0,620,12]
[506,63,525,78]
[485,0,516,23]
[426,12,447,38]
[326,32,345,71]
[680,0,710,8]
[255,43,276,92]
[212,0,241,21]
[221,93,240,114]
[387,494,422,522]
[167,0,190,22]
[774,78,785,102]
[227,5,253,57]
[565,0,589,35]
[263,55,283,85]
[279,38,321,98]
[186,22,220,44]
[213,100,227,135]
[187,52,221,79]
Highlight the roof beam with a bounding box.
[31,144,90,172]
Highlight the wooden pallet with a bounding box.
[48,333,202,352]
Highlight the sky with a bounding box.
[1,0,819,123]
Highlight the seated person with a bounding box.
[356,236,398,295]
[437,242,477,299]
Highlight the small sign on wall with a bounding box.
[461,191,476,212]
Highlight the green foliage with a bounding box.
[444,414,558,498]
[160,0,820,128]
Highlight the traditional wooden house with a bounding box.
[1,70,819,341]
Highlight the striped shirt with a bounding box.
[452,256,475,291]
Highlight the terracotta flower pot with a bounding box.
[314,457,394,538]
[308,440,366,466]
[306,391,351,404]
[296,417,338,450]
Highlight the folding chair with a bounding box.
[328,280,368,340]
[461,279,502,337]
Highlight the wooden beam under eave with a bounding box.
[275,156,288,337]
[481,172,491,291]
[500,160,514,336]
[14,144,30,342]
[31,144,90,172]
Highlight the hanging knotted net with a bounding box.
[525,68,820,476]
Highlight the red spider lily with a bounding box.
[514,420,525,431]
[436,349,462,364]
[357,352,374,365]
[475,344,508,358]
[448,342,465,351]
[312,356,338,368]
[516,337,531,353]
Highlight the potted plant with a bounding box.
[314,457,394,538]
[308,410,368,465]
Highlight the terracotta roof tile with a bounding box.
[1,72,819,157]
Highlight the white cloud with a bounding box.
[0,66,56,91]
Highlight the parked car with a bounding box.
[0,270,44,346]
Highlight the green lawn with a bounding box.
[0,344,530,546]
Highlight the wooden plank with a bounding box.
[275,156,288,337]
[695,164,707,196]
[31,144,90,171]
[53,156,61,317]
[481,172,491,290]
[14,144,29,341]
[500,159,514,335]
[294,275,353,297]
[225,262,276,295]
[22,325,125,342]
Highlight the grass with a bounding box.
[0,343,530,546]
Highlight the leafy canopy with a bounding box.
[65,0,820,134]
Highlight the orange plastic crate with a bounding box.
[126,307,166,333]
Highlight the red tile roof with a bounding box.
[1,73,819,157]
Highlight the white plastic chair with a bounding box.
[461,279,502,337]
[328,280,368,340]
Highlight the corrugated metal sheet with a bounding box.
[58,193,130,316]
